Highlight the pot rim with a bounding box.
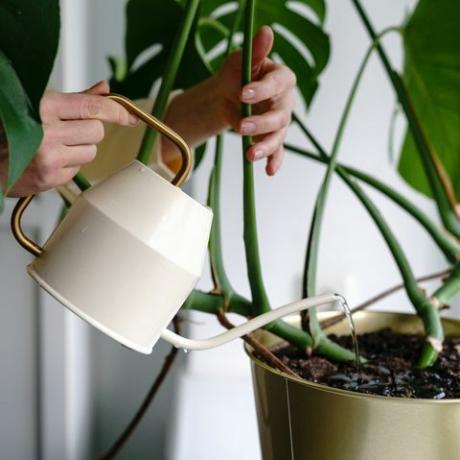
[245,310,460,404]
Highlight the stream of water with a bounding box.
[334,294,360,369]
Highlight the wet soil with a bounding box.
[271,329,460,399]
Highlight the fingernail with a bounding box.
[242,88,256,101]
[253,148,264,160]
[241,121,256,134]
[129,115,139,126]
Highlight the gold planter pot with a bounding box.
[247,311,460,460]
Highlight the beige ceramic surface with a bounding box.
[248,311,460,460]
[29,160,213,354]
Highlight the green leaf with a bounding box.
[0,0,60,113]
[0,51,42,191]
[398,0,460,199]
[111,0,210,97]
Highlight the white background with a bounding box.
[2,1,456,459]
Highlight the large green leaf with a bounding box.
[398,0,460,199]
[0,0,60,113]
[0,0,60,208]
[0,52,42,194]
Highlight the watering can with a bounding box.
[11,94,343,354]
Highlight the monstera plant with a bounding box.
[1,0,460,457]
[108,0,459,367]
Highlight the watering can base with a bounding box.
[28,266,155,354]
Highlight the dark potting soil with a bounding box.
[270,329,460,399]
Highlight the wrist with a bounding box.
[163,74,229,148]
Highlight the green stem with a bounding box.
[351,0,460,238]
[137,0,200,165]
[241,0,271,315]
[73,172,91,191]
[205,1,310,346]
[206,0,245,298]
[286,141,460,264]
[296,121,443,367]
[432,265,460,306]
[303,42,375,361]
[183,290,251,316]
[207,135,234,296]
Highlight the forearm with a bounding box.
[161,74,229,164]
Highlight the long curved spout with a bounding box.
[160,293,344,350]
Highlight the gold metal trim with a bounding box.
[10,94,193,257]
[107,94,192,187]
[11,195,43,257]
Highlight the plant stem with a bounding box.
[73,172,91,191]
[183,290,252,316]
[207,136,234,297]
[303,41,376,362]
[207,0,245,299]
[241,0,271,315]
[432,265,460,307]
[296,122,443,367]
[199,0,314,348]
[285,141,460,264]
[350,0,460,238]
[137,0,200,165]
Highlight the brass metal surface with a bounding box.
[106,94,192,187]
[10,94,193,257]
[11,195,43,257]
[247,311,460,460]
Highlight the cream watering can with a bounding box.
[11,95,343,354]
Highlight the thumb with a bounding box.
[251,26,274,75]
[83,80,110,96]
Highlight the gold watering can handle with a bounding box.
[11,93,193,257]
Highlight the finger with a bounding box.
[239,109,291,136]
[266,146,284,176]
[41,92,139,126]
[251,26,274,74]
[246,128,287,162]
[61,145,97,168]
[83,80,110,96]
[242,65,296,103]
[50,120,105,146]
